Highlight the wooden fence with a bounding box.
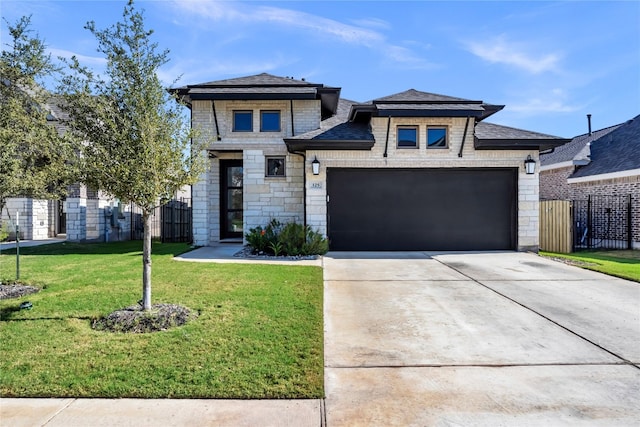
[540,200,573,253]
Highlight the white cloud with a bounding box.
[466,35,561,74]
[49,48,107,67]
[507,88,583,114]
[169,0,435,68]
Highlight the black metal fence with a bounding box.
[573,194,632,250]
[130,198,192,243]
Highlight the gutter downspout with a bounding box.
[290,100,295,137]
[287,148,307,229]
[383,116,391,158]
[458,116,472,158]
[212,101,221,141]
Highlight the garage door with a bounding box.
[327,168,517,251]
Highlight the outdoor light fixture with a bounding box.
[311,156,320,175]
[524,155,536,175]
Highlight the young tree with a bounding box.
[0,16,77,220]
[59,0,203,310]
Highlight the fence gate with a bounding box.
[540,200,573,253]
[573,194,632,251]
[160,198,192,243]
[130,198,192,243]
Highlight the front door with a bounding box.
[220,160,243,239]
[57,199,66,235]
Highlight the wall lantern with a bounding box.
[524,155,536,175]
[311,156,320,175]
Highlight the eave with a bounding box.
[284,139,375,152]
[474,137,571,151]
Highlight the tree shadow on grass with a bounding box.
[0,241,192,257]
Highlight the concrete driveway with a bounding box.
[323,251,640,426]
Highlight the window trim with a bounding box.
[260,110,281,132]
[265,156,286,178]
[232,110,253,132]
[396,125,419,149]
[427,126,449,149]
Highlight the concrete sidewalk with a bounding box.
[2,250,639,426]
[0,238,65,250]
[0,398,323,427]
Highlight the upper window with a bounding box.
[427,127,448,148]
[397,126,418,148]
[266,156,286,177]
[260,111,281,132]
[233,111,253,132]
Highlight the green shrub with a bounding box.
[245,219,328,256]
[0,221,10,242]
[245,219,281,253]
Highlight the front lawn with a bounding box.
[0,241,323,398]
[541,250,640,282]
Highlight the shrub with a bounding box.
[245,220,328,256]
[245,219,281,254]
[0,222,10,242]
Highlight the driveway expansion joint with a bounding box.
[433,257,640,370]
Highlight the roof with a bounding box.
[372,89,476,104]
[349,89,504,122]
[540,124,621,166]
[170,73,341,120]
[284,99,375,151]
[474,122,570,151]
[570,115,640,178]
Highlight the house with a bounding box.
[1,97,129,242]
[173,73,569,251]
[540,115,640,248]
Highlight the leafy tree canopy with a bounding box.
[0,16,78,216]
[58,0,204,310]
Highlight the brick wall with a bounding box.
[570,176,639,248]
[540,166,573,200]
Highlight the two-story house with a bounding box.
[173,73,568,252]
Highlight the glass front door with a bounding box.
[220,160,243,239]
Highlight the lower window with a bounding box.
[266,156,286,177]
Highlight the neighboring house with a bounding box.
[1,97,129,242]
[173,73,569,251]
[540,115,640,248]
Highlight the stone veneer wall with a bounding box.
[1,198,51,240]
[305,116,541,252]
[191,99,318,246]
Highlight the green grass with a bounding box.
[0,241,323,398]
[541,250,640,282]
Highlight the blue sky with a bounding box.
[2,0,638,137]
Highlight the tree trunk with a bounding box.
[141,211,152,310]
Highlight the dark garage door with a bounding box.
[327,168,517,251]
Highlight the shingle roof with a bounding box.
[475,122,563,140]
[570,115,640,178]
[171,73,341,119]
[474,121,570,151]
[288,99,373,141]
[284,99,375,151]
[182,73,322,88]
[372,89,475,104]
[375,103,485,111]
[349,89,503,122]
[540,124,621,166]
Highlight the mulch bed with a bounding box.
[0,283,41,300]
[233,246,319,261]
[92,303,198,333]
